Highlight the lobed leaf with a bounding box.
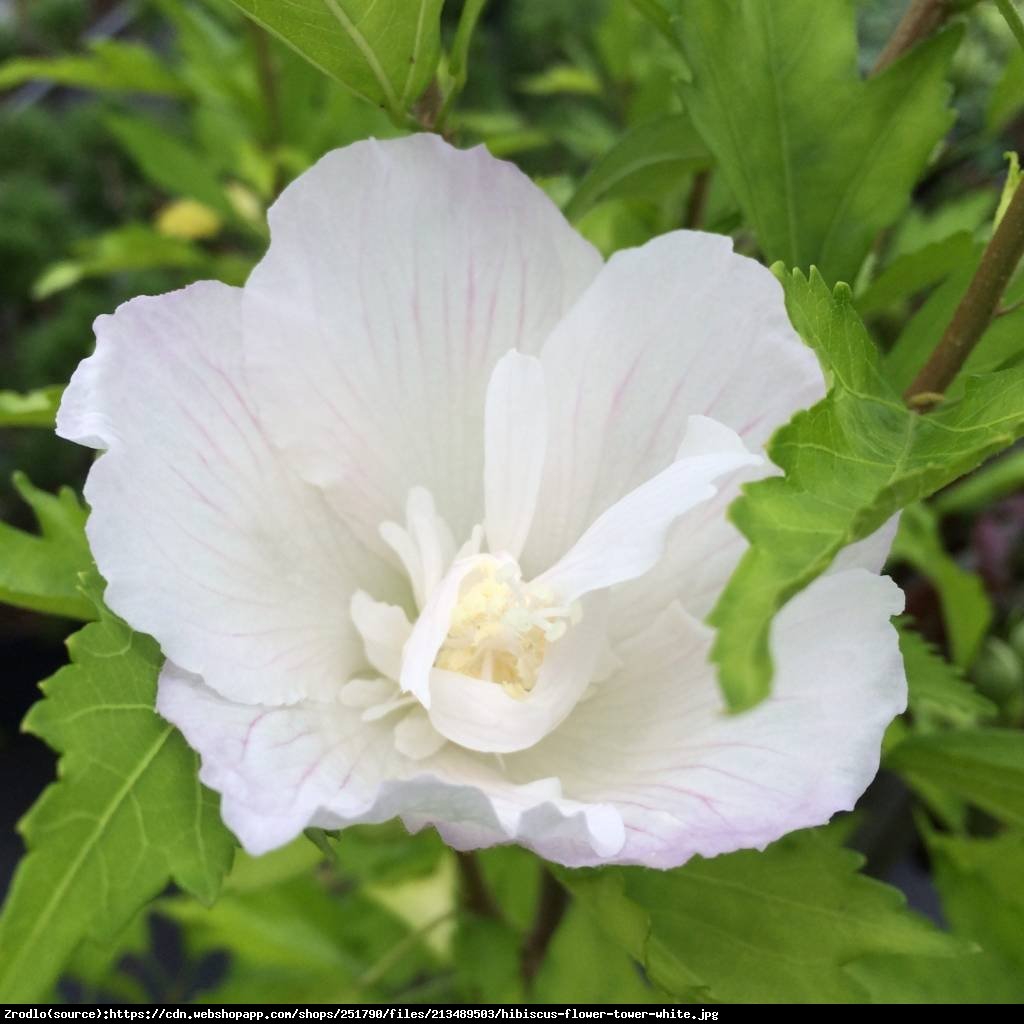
[0,473,94,620]
[710,269,1024,710]
[674,0,959,285]
[562,829,963,1003]
[0,582,235,1002]
[887,728,1024,827]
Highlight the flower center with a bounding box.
[434,560,579,700]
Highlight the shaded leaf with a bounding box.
[0,473,94,620]
[0,386,64,429]
[565,113,710,221]
[899,626,997,729]
[0,583,235,1002]
[891,504,993,668]
[888,728,1024,827]
[0,40,187,96]
[563,830,962,1003]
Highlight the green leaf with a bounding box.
[534,906,660,1003]
[856,232,976,317]
[227,0,444,119]
[104,114,237,220]
[0,386,63,429]
[887,728,1024,827]
[845,951,1024,1004]
[0,586,235,1002]
[563,830,962,1003]
[891,504,993,668]
[884,252,981,391]
[453,916,523,1003]
[0,473,94,620]
[564,113,710,221]
[710,269,1024,710]
[933,449,1024,517]
[675,0,959,284]
[32,225,227,300]
[163,874,438,1003]
[927,829,1024,975]
[900,626,997,729]
[987,47,1024,136]
[0,40,187,96]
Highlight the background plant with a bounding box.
[1,0,1024,1004]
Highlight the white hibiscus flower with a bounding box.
[56,134,905,868]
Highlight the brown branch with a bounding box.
[520,869,569,987]
[455,852,501,919]
[871,0,951,76]
[905,180,1024,404]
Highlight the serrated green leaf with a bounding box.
[563,830,962,1003]
[564,113,710,221]
[674,0,958,285]
[0,40,187,96]
[899,626,997,728]
[0,386,63,429]
[0,598,235,1002]
[888,729,1024,827]
[227,0,443,119]
[891,505,993,668]
[710,269,1024,710]
[0,473,94,619]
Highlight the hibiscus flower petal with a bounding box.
[484,350,547,560]
[158,662,624,863]
[242,134,602,546]
[507,569,905,867]
[537,416,760,603]
[57,282,398,705]
[523,230,823,596]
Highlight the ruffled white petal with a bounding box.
[157,662,624,863]
[505,569,905,867]
[523,230,824,615]
[57,282,397,705]
[537,415,759,603]
[242,134,602,548]
[484,351,547,560]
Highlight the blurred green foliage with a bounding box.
[2,0,1024,1006]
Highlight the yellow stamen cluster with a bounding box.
[434,562,575,700]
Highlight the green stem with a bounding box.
[435,0,488,134]
[996,0,1024,55]
[871,0,951,75]
[905,179,1024,404]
